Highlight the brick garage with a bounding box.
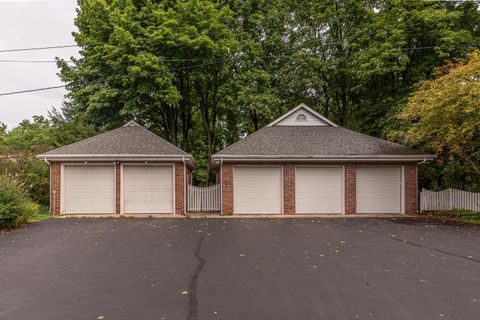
[213,104,433,216]
[219,162,417,215]
[39,121,194,215]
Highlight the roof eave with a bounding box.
[36,154,196,169]
[211,154,436,167]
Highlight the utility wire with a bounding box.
[0,85,65,97]
[0,45,78,54]
[0,41,478,96]
[0,44,476,64]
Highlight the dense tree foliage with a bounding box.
[2,0,480,205]
[392,51,480,191]
[0,116,96,205]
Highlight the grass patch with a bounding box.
[419,209,480,224]
[25,210,52,222]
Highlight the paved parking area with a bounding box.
[1,218,479,320]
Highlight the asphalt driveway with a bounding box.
[1,218,479,320]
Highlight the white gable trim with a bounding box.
[266,103,338,127]
[123,120,142,127]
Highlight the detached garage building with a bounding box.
[212,104,434,215]
[37,121,194,215]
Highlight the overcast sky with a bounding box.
[0,0,79,129]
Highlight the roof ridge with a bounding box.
[122,120,142,127]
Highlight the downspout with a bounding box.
[416,158,427,212]
[183,157,186,216]
[418,157,428,165]
[220,157,223,215]
[43,157,52,213]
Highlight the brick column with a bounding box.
[404,164,418,215]
[175,163,185,215]
[115,163,121,214]
[50,162,61,214]
[222,163,233,215]
[283,164,295,215]
[345,164,356,214]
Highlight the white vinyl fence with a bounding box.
[187,184,221,212]
[420,188,480,212]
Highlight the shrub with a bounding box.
[0,175,34,228]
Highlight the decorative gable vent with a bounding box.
[296,113,307,122]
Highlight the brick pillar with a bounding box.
[404,164,418,215]
[345,164,356,214]
[175,163,185,215]
[283,164,295,215]
[50,162,61,214]
[115,163,121,214]
[222,163,233,215]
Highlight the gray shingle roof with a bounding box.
[213,126,429,157]
[40,122,190,157]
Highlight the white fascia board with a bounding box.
[212,154,436,162]
[36,154,195,169]
[266,103,339,127]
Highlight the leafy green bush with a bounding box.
[0,175,36,228]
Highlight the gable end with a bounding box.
[267,103,338,127]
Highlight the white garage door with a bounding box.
[233,166,282,214]
[357,166,403,214]
[63,165,115,214]
[296,167,343,214]
[123,166,173,214]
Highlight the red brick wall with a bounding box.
[219,161,419,215]
[404,164,418,215]
[345,164,356,215]
[283,163,295,215]
[49,161,186,215]
[175,162,186,215]
[221,163,234,215]
[50,162,61,214]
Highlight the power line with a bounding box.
[0,60,61,63]
[0,43,476,64]
[0,85,65,97]
[0,45,78,54]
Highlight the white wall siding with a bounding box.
[275,108,329,126]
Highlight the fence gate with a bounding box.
[187,184,221,212]
[420,188,480,211]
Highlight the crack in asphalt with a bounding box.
[332,220,480,264]
[187,236,207,320]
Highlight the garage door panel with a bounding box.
[64,166,115,214]
[234,167,282,214]
[296,167,343,214]
[123,166,173,214]
[357,166,402,214]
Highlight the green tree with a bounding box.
[393,51,480,189]
[0,116,96,205]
